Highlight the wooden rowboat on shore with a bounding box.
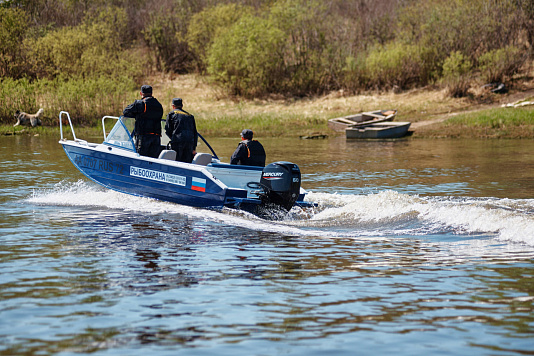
[327,110,397,132]
[345,121,411,139]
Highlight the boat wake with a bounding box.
[303,191,534,245]
[28,180,534,246]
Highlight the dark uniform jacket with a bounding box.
[123,96,164,158]
[123,96,164,136]
[230,140,266,167]
[165,108,198,148]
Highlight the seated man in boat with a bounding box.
[165,98,198,163]
[123,85,164,158]
[230,129,266,167]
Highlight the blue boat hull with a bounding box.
[62,143,242,208]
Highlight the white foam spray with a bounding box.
[305,190,534,245]
[27,181,534,245]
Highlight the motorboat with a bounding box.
[58,111,314,218]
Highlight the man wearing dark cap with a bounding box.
[165,98,198,163]
[230,129,266,167]
[123,85,164,158]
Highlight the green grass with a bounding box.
[4,106,534,139]
[436,106,534,138]
[1,124,102,138]
[0,76,136,127]
[447,106,534,127]
[1,112,328,138]
[195,112,327,137]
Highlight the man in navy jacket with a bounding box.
[123,85,164,158]
[165,98,198,163]
[230,129,266,167]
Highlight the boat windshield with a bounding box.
[103,117,170,152]
[104,117,136,152]
[161,120,170,147]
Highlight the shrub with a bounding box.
[269,0,336,95]
[39,75,136,125]
[2,0,533,100]
[478,46,525,84]
[26,7,144,80]
[0,77,37,123]
[0,75,136,126]
[143,3,195,73]
[0,8,29,78]
[187,3,253,73]
[341,54,368,92]
[400,0,523,82]
[364,42,423,90]
[207,14,286,97]
[441,51,472,97]
[206,0,345,97]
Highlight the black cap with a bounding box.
[172,98,183,107]
[141,85,152,94]
[241,129,253,139]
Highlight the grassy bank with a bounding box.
[5,106,534,139]
[2,74,534,139]
[416,105,534,138]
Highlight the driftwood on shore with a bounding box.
[502,99,534,108]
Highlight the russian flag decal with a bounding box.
[191,177,206,192]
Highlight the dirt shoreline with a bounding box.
[158,74,534,137]
[3,75,534,138]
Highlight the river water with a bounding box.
[1,134,534,355]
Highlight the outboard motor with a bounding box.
[259,161,301,211]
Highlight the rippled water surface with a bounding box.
[1,134,534,355]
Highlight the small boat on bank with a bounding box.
[345,121,411,139]
[328,110,397,132]
[58,111,314,218]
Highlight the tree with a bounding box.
[0,8,29,78]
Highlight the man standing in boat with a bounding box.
[123,85,164,158]
[165,98,198,163]
[230,129,266,167]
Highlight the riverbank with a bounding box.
[3,74,534,138]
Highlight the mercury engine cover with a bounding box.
[260,161,301,211]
